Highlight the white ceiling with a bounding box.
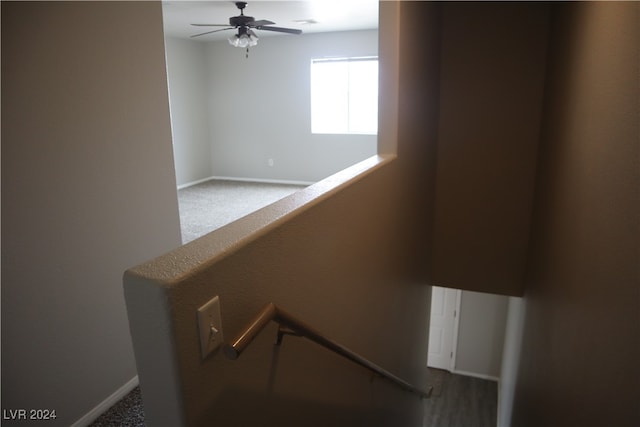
[162,0,379,41]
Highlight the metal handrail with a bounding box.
[223,303,433,399]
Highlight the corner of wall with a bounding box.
[497,296,527,427]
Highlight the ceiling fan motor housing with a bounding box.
[230,15,255,27]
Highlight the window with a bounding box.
[310,57,378,135]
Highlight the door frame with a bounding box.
[449,289,462,371]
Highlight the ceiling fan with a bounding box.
[190,1,302,53]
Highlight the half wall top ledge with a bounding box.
[123,149,435,426]
[124,154,393,286]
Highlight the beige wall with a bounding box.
[432,2,550,296]
[1,2,182,426]
[124,3,440,426]
[511,2,639,426]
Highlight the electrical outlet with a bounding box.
[197,296,224,359]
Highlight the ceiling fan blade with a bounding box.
[256,26,302,35]
[190,27,234,38]
[249,19,275,27]
[191,23,231,27]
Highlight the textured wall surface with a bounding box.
[432,2,550,296]
[511,2,639,426]
[1,2,182,426]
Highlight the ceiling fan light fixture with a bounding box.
[228,31,258,48]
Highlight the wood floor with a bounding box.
[424,368,497,427]
[90,369,497,426]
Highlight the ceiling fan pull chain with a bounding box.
[246,47,249,59]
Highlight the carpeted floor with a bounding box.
[178,179,307,243]
[89,386,145,427]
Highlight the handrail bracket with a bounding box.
[276,325,303,345]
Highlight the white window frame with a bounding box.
[310,56,379,135]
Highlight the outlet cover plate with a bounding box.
[197,295,224,359]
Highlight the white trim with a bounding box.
[449,289,462,372]
[452,369,500,382]
[70,376,139,427]
[210,176,315,186]
[176,176,216,190]
[177,176,315,190]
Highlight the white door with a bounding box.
[427,286,461,371]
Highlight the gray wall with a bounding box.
[455,291,508,379]
[1,2,182,426]
[509,2,639,426]
[164,30,378,186]
[165,37,213,187]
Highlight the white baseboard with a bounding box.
[212,175,315,186]
[452,369,499,382]
[177,175,314,190]
[176,176,216,190]
[71,376,139,427]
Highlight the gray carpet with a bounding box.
[89,386,144,427]
[178,179,307,243]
